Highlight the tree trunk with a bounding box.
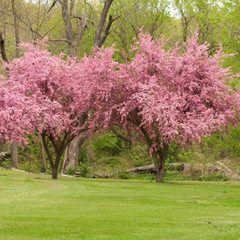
[52,166,58,179]
[62,138,79,173]
[94,0,114,47]
[11,0,20,57]
[10,142,18,169]
[60,0,115,170]
[157,156,166,183]
[40,135,47,172]
[152,144,169,183]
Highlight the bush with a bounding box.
[93,132,125,157]
[127,145,151,167]
[0,158,11,169]
[118,171,130,179]
[65,166,77,175]
[18,160,41,173]
[18,135,46,173]
[198,174,231,182]
[78,163,91,178]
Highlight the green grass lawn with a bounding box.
[0,169,240,240]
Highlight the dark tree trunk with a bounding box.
[52,166,58,179]
[41,133,72,180]
[152,144,169,183]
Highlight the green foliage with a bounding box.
[164,172,192,181]
[65,164,91,178]
[65,166,77,176]
[0,158,11,169]
[166,142,182,162]
[18,135,45,173]
[118,171,130,179]
[93,132,125,157]
[78,163,91,178]
[18,160,41,173]
[200,126,240,161]
[127,144,151,167]
[198,174,231,182]
[178,150,196,163]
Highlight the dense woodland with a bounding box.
[0,0,239,182]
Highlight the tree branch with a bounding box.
[94,0,114,47]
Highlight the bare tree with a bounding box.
[11,0,20,57]
[174,0,196,42]
[48,0,120,173]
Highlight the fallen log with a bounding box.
[127,163,190,174]
[127,162,222,175]
[127,164,155,174]
[216,161,232,173]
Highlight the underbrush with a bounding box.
[1,127,239,182]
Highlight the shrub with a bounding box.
[93,132,125,157]
[118,171,130,179]
[198,174,231,182]
[78,163,91,178]
[65,166,77,176]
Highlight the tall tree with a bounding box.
[10,0,21,168]
[11,0,20,57]
[55,0,119,172]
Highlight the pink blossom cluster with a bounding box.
[96,33,240,147]
[0,41,117,145]
[0,34,239,150]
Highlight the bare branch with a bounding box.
[47,0,59,13]
[94,0,114,47]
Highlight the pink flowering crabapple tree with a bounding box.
[0,39,117,179]
[96,33,240,182]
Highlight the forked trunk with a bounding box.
[41,133,72,180]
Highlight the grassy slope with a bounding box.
[0,169,239,240]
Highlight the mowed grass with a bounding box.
[0,169,240,240]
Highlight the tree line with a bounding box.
[0,0,239,182]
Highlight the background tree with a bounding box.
[55,0,122,172]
